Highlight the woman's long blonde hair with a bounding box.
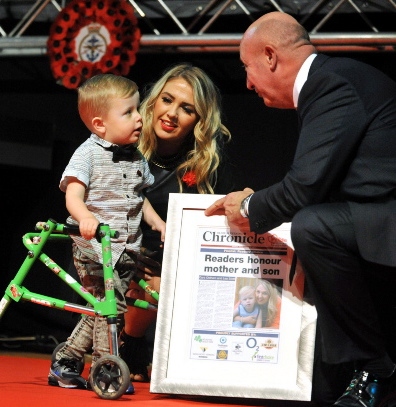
[138,63,231,193]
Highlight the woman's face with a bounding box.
[152,77,199,149]
[255,283,270,305]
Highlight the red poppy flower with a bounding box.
[182,171,197,187]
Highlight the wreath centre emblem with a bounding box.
[76,23,111,63]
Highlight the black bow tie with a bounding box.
[108,144,137,162]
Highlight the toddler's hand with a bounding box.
[78,217,100,240]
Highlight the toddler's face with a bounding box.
[241,292,255,312]
[102,92,142,145]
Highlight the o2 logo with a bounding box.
[246,337,257,348]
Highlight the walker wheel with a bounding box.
[89,355,130,400]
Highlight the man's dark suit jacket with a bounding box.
[249,53,396,267]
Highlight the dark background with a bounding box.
[1,5,396,351]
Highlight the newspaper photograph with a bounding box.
[190,226,294,364]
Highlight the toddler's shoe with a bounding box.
[48,358,87,389]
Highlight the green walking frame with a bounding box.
[0,218,159,400]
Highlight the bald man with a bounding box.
[206,11,396,407]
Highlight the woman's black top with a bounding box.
[141,150,236,264]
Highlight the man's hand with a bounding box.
[205,188,254,226]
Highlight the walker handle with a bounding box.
[64,222,120,239]
[35,219,119,239]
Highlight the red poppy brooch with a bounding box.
[182,171,197,187]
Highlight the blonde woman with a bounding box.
[120,63,236,381]
[254,279,281,328]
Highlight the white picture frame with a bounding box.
[150,193,317,401]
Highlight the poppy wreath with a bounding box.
[47,0,141,89]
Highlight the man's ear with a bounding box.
[92,116,105,133]
[264,45,277,72]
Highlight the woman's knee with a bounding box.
[126,282,145,300]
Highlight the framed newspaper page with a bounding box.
[150,193,317,401]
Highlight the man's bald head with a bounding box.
[241,11,312,53]
[240,12,316,109]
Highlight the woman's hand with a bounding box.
[136,247,162,280]
[235,315,257,325]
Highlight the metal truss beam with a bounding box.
[1,33,396,56]
[0,0,395,55]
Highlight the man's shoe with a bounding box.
[48,358,87,389]
[334,370,386,407]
